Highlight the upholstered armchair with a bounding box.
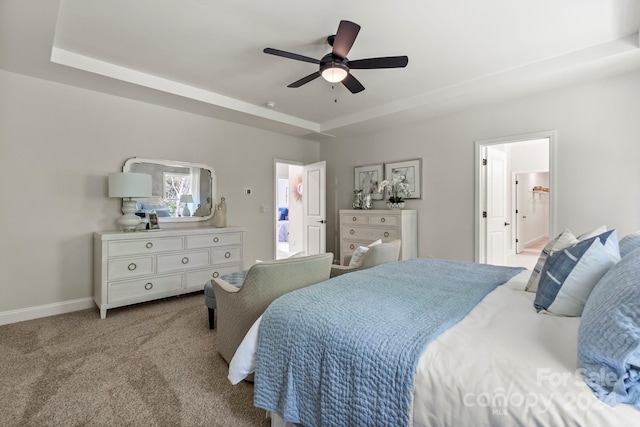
[213,252,333,364]
[330,239,401,278]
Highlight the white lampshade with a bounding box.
[108,172,152,232]
[180,194,193,203]
[108,172,152,198]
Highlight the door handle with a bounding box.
[316,220,327,224]
[504,222,511,226]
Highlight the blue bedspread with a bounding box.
[253,258,524,427]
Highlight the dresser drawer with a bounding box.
[108,237,184,256]
[342,226,399,242]
[108,274,182,303]
[342,240,369,253]
[341,214,369,225]
[187,232,242,249]
[367,215,399,227]
[108,256,154,280]
[157,250,210,273]
[186,264,242,288]
[212,247,242,264]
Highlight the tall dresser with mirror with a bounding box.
[94,226,244,318]
[339,209,417,265]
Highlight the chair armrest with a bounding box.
[330,264,357,277]
[213,278,241,293]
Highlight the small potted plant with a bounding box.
[378,175,411,209]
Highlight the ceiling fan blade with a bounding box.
[349,56,409,69]
[341,73,365,94]
[332,20,360,59]
[263,48,320,65]
[287,71,322,88]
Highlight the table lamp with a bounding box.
[109,172,152,232]
[180,194,193,217]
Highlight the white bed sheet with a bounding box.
[229,270,640,426]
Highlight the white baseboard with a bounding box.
[0,298,95,326]
[524,235,549,248]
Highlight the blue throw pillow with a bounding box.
[619,231,640,258]
[578,247,640,408]
[533,230,620,316]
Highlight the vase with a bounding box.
[352,190,364,209]
[386,201,405,209]
[362,193,373,209]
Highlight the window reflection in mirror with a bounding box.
[123,158,216,223]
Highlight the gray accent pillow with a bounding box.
[533,230,620,316]
[525,229,578,292]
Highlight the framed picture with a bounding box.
[354,164,384,200]
[147,212,160,230]
[385,159,422,199]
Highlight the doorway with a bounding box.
[274,160,327,259]
[475,131,556,269]
[275,160,304,259]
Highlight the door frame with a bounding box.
[474,130,557,263]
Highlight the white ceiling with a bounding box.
[3,0,640,139]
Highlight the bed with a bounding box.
[228,256,640,427]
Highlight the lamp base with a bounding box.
[182,205,191,217]
[117,199,142,232]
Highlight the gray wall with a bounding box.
[320,70,640,262]
[0,69,320,314]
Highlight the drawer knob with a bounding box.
[145,242,153,249]
[128,263,137,271]
[349,229,355,235]
[381,218,386,223]
[352,216,357,221]
[350,244,355,250]
[182,257,189,264]
[225,251,231,259]
[213,237,220,243]
[144,282,153,290]
[384,232,390,238]
[212,272,219,278]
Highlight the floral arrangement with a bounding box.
[378,174,411,203]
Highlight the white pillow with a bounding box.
[576,225,607,240]
[288,251,306,258]
[348,239,382,267]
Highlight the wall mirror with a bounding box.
[123,157,216,223]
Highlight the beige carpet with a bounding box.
[0,293,269,427]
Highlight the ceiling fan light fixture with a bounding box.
[321,62,348,83]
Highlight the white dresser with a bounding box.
[94,226,244,318]
[339,209,417,265]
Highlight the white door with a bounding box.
[302,161,326,255]
[486,148,508,265]
[515,174,526,253]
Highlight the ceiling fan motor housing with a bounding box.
[320,54,349,74]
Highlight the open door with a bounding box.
[302,161,326,255]
[485,147,508,265]
[515,175,525,254]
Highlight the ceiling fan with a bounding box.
[263,20,408,94]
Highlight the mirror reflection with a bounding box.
[123,157,216,223]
